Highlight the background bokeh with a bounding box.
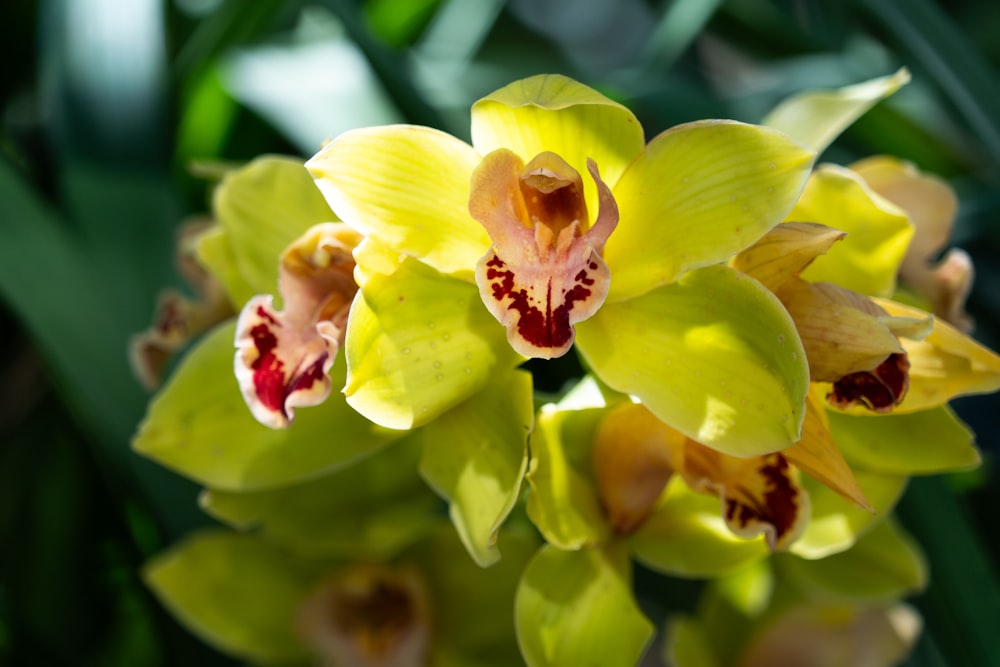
[1,0,998,664]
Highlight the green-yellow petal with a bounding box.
[471,74,644,218]
[793,165,914,298]
[577,265,810,457]
[343,256,522,429]
[827,406,980,475]
[663,616,721,667]
[143,530,317,663]
[604,121,815,302]
[525,406,611,549]
[762,68,911,155]
[213,155,337,299]
[790,470,907,560]
[307,125,489,278]
[419,369,533,567]
[778,518,926,603]
[515,543,654,667]
[194,225,255,306]
[132,321,400,490]
[201,435,441,560]
[629,477,770,578]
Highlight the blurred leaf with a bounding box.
[144,530,316,663]
[133,321,401,490]
[364,0,442,46]
[515,543,653,667]
[203,435,441,560]
[419,368,532,567]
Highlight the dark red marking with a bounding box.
[724,454,798,546]
[256,305,279,325]
[828,353,910,412]
[249,323,286,413]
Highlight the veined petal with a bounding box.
[234,223,361,428]
[133,321,401,491]
[343,256,522,429]
[872,299,1000,412]
[471,74,644,216]
[762,68,911,155]
[777,278,903,382]
[679,442,810,552]
[827,406,980,475]
[577,265,809,457]
[471,149,618,358]
[307,125,489,278]
[418,369,533,567]
[732,222,846,293]
[783,386,870,511]
[214,155,338,297]
[604,121,815,302]
[793,165,914,298]
[515,544,654,667]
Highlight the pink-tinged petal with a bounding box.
[471,149,619,359]
[680,443,811,552]
[235,223,361,428]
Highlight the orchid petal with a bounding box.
[874,299,1000,411]
[783,387,870,511]
[470,149,618,358]
[732,222,846,293]
[343,256,522,429]
[791,471,907,559]
[133,321,400,491]
[591,402,681,535]
[515,544,654,667]
[629,477,769,578]
[679,443,810,552]
[762,68,911,155]
[143,531,316,663]
[577,265,809,457]
[604,121,814,302]
[793,165,914,298]
[827,406,980,475]
[778,518,926,603]
[214,155,338,297]
[195,225,256,306]
[777,278,903,382]
[201,435,441,560]
[307,125,488,278]
[525,406,611,549]
[471,73,644,216]
[419,369,533,567]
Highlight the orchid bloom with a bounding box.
[234,223,362,428]
[308,74,816,457]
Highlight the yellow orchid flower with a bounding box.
[307,74,817,457]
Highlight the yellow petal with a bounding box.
[307,125,488,278]
[732,222,846,292]
[605,121,815,301]
[792,165,914,297]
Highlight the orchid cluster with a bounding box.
[132,71,1000,667]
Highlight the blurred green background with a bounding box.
[1,0,999,664]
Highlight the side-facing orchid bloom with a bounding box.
[308,74,817,457]
[235,223,362,428]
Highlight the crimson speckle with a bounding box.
[829,353,910,412]
[249,323,286,414]
[725,454,799,547]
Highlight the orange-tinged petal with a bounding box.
[732,222,846,293]
[783,386,870,510]
[778,278,903,382]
